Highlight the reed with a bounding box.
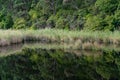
[0,29,120,46]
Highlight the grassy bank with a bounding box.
[0,29,120,47]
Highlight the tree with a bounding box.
[13,18,26,29]
[0,10,13,29]
[112,10,120,30]
[95,0,119,14]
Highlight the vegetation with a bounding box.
[0,0,119,31]
[0,1,120,80]
[0,29,120,47]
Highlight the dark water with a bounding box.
[0,43,120,80]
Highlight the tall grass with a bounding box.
[0,29,120,46]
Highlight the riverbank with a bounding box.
[0,29,120,47]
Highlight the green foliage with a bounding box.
[95,0,119,14]
[0,0,120,30]
[112,10,120,30]
[29,9,39,20]
[13,18,26,29]
[30,17,47,29]
[0,11,13,29]
[55,17,65,29]
[46,15,57,28]
[84,14,102,30]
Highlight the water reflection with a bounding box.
[0,47,120,80]
[0,42,104,57]
[0,42,63,56]
[0,42,120,56]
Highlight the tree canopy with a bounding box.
[0,0,120,31]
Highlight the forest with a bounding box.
[0,0,120,31]
[1,0,120,80]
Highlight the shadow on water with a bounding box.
[0,42,120,80]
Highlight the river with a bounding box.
[0,42,120,80]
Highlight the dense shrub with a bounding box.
[0,0,120,31]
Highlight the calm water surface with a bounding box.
[0,42,120,80]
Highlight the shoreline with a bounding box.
[0,29,120,47]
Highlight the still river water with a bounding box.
[0,42,120,80]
